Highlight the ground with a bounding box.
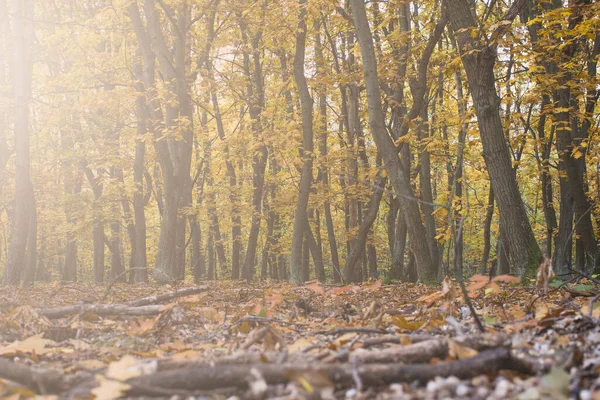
[0,277,598,399]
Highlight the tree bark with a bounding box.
[446,0,541,278]
[84,167,104,284]
[480,187,495,274]
[290,0,315,283]
[350,0,437,283]
[3,0,35,286]
[344,171,387,282]
[240,12,268,281]
[129,0,193,282]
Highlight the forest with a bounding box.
[0,0,599,398]
[1,0,599,286]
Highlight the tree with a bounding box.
[3,0,36,286]
[445,0,542,278]
[350,0,443,283]
[290,0,314,284]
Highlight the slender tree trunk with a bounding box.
[446,0,542,278]
[416,98,439,275]
[343,172,387,282]
[554,177,574,275]
[290,0,315,283]
[84,167,104,284]
[301,233,310,282]
[131,49,149,283]
[497,217,511,275]
[240,14,268,281]
[191,220,204,282]
[350,0,436,283]
[452,67,467,278]
[207,231,215,280]
[480,187,495,274]
[3,0,35,286]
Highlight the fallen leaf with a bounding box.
[466,275,489,293]
[305,280,324,294]
[392,316,425,331]
[448,339,478,360]
[92,375,131,400]
[0,334,55,356]
[76,359,106,370]
[106,355,142,381]
[365,280,382,291]
[288,337,314,353]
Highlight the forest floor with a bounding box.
[0,276,598,399]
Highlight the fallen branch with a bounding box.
[124,347,534,395]
[315,327,387,336]
[352,332,508,364]
[38,303,164,319]
[361,334,434,348]
[0,358,67,394]
[125,285,210,307]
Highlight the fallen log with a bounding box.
[38,304,164,319]
[352,332,509,364]
[0,358,67,394]
[125,285,210,307]
[362,334,434,348]
[125,347,534,395]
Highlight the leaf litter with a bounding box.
[0,275,598,399]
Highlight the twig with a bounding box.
[455,216,485,332]
[100,267,151,303]
[315,327,387,336]
[350,354,363,393]
[589,292,600,317]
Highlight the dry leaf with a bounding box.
[305,280,324,294]
[0,334,55,356]
[392,316,425,331]
[106,355,142,381]
[92,375,131,400]
[448,339,478,360]
[288,337,314,353]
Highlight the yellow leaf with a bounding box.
[392,316,424,331]
[448,339,478,360]
[92,375,131,400]
[106,355,142,381]
[0,334,55,356]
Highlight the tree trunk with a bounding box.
[290,0,315,283]
[84,167,104,284]
[497,217,510,275]
[131,49,149,283]
[446,0,541,278]
[3,0,35,286]
[191,220,204,282]
[343,173,387,282]
[350,0,436,283]
[553,178,574,275]
[241,14,268,282]
[416,98,440,276]
[480,187,495,274]
[129,1,193,282]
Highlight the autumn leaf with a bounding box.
[305,280,324,294]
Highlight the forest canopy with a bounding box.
[0,0,599,286]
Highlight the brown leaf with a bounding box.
[305,280,324,294]
[448,339,478,360]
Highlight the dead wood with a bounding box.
[124,347,534,394]
[315,327,388,335]
[156,350,317,371]
[38,303,164,319]
[362,334,435,348]
[0,358,67,394]
[124,285,210,307]
[352,332,510,364]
